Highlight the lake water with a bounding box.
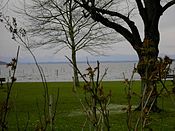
[0,61,174,82]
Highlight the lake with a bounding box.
[0,61,174,82]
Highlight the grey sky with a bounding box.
[0,1,175,63]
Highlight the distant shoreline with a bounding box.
[18,60,139,64]
[17,58,175,64]
[0,61,7,65]
[2,59,174,65]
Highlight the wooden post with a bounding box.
[56,69,58,77]
[0,78,6,88]
[173,69,175,86]
[0,80,2,88]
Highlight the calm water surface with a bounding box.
[0,61,174,82]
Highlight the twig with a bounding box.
[1,46,20,130]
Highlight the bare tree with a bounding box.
[18,0,118,86]
[73,0,175,111]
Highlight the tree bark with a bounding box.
[134,0,162,112]
[72,48,80,87]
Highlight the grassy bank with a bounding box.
[0,81,175,130]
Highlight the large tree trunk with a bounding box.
[135,0,162,112]
[136,38,160,112]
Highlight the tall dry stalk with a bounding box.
[123,64,137,131]
[1,15,60,130]
[0,46,20,131]
[67,57,111,131]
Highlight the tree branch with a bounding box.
[135,0,144,14]
[75,0,142,50]
[94,7,142,45]
[162,0,175,13]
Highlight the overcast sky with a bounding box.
[0,1,175,63]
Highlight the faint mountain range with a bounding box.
[0,61,7,65]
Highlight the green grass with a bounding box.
[0,81,175,130]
